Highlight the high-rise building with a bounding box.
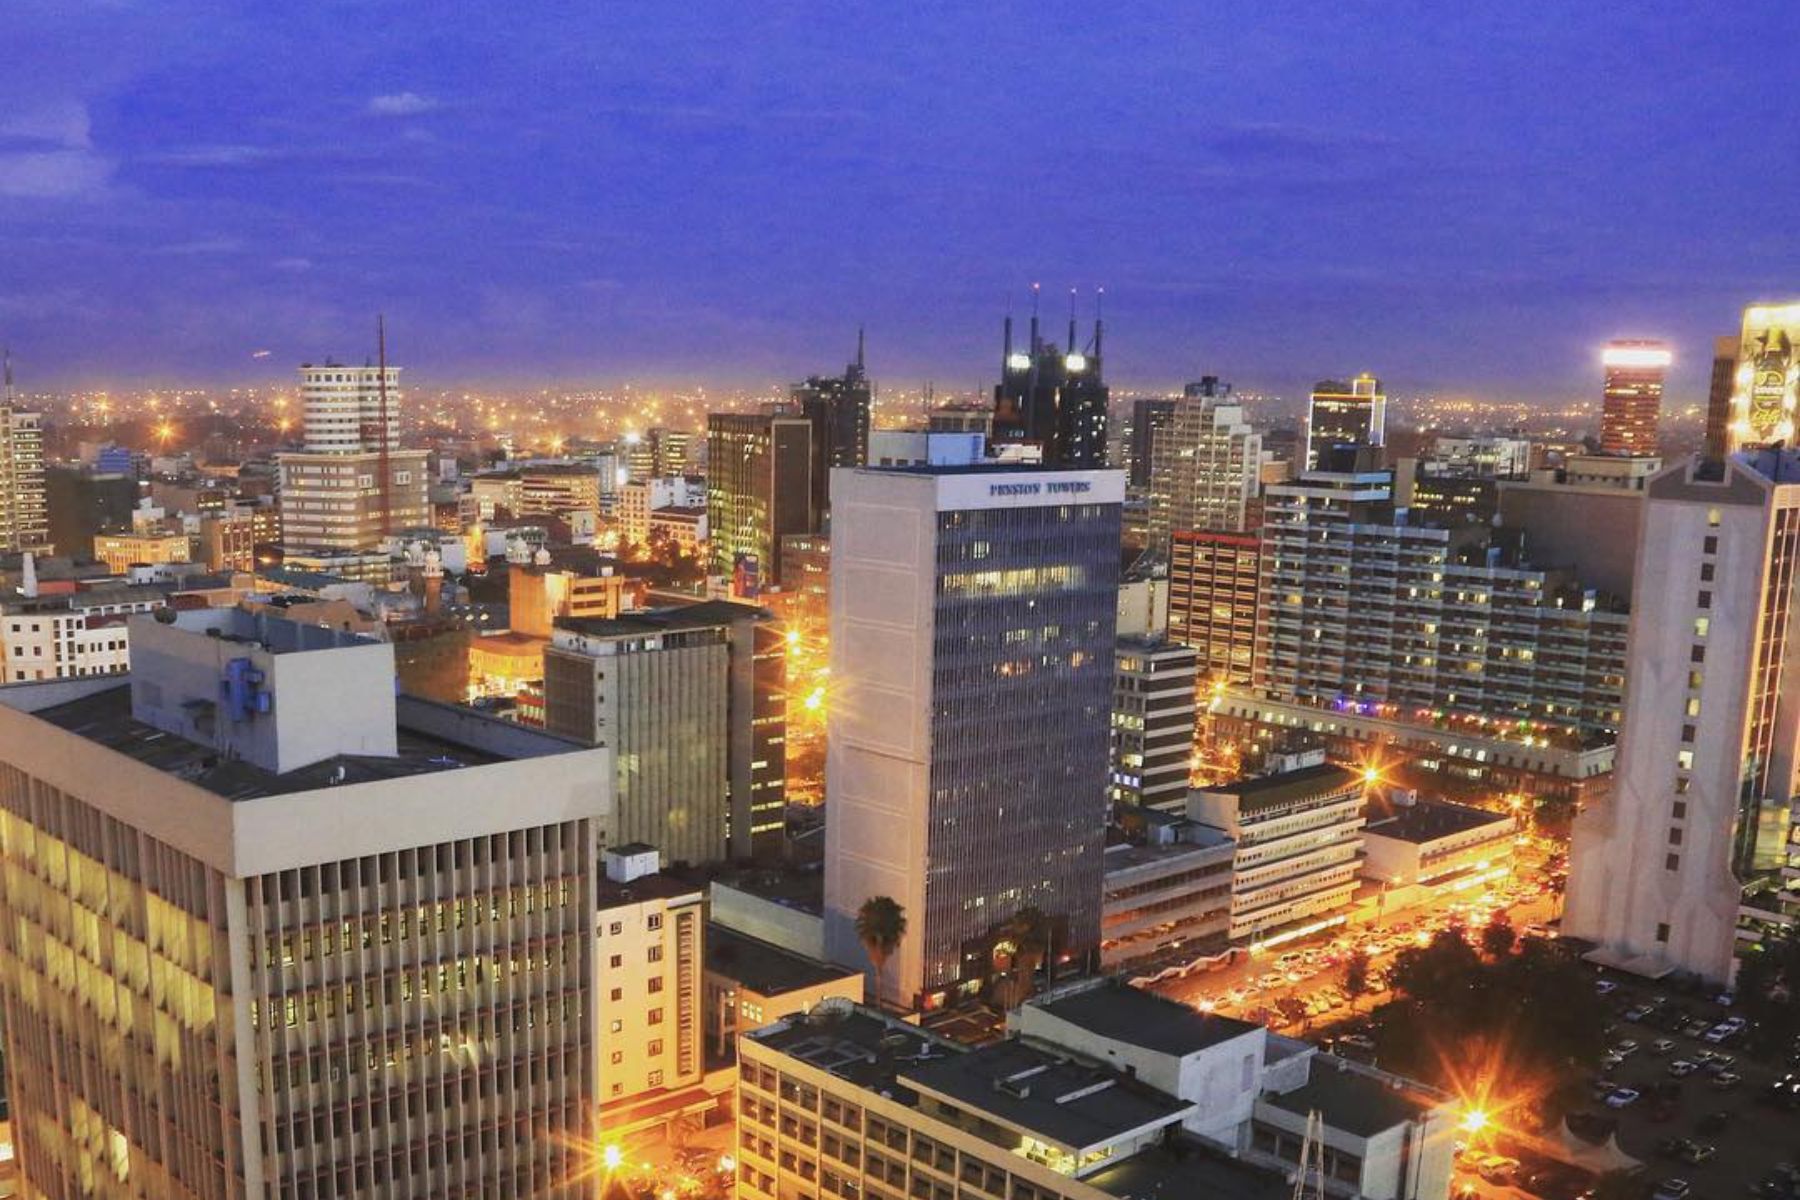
[1567,450,1800,982]
[1600,340,1671,456]
[0,607,611,1200]
[46,467,137,558]
[1124,397,1176,489]
[705,412,816,588]
[542,601,786,863]
[793,332,873,520]
[1110,636,1198,810]
[991,299,1109,468]
[1704,334,1741,462]
[278,359,430,557]
[1167,529,1260,687]
[0,354,48,554]
[1708,302,1800,459]
[823,465,1122,1008]
[1146,377,1260,554]
[1304,374,1385,471]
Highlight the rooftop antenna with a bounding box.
[1094,287,1105,365]
[1029,282,1041,353]
[2,348,12,407]
[854,326,866,377]
[1068,287,1078,354]
[1003,310,1014,373]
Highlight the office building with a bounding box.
[1100,818,1234,969]
[542,600,786,863]
[1704,334,1741,462]
[1706,303,1800,459]
[824,465,1122,1009]
[1146,378,1261,554]
[926,404,992,435]
[93,527,192,573]
[0,577,164,683]
[705,413,816,588]
[0,399,47,554]
[1124,397,1176,490]
[470,464,602,523]
[594,845,707,1134]
[1361,796,1516,909]
[991,302,1110,468]
[866,429,987,469]
[703,922,863,1062]
[1167,529,1260,686]
[1600,341,1671,456]
[1567,450,1800,982]
[618,475,705,546]
[1189,753,1367,946]
[46,467,137,559]
[736,981,1455,1200]
[1304,375,1386,470]
[794,333,873,519]
[278,360,430,554]
[623,427,695,484]
[1110,636,1197,810]
[1425,433,1534,478]
[0,607,611,1200]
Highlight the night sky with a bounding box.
[8,2,1800,403]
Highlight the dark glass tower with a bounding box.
[991,295,1110,467]
[793,331,872,522]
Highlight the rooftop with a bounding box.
[749,1003,953,1096]
[1265,1060,1434,1138]
[1085,1138,1289,1200]
[24,684,571,801]
[1027,981,1259,1058]
[1205,762,1361,811]
[705,923,860,996]
[595,870,704,909]
[556,599,767,639]
[1365,797,1512,844]
[1102,832,1235,874]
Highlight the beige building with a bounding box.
[279,361,430,555]
[93,528,191,573]
[704,922,862,1062]
[0,607,612,1199]
[0,385,48,554]
[1146,380,1261,553]
[593,845,707,1136]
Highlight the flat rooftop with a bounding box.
[1265,1060,1435,1138]
[1085,1138,1289,1200]
[749,1005,953,1097]
[1028,981,1259,1057]
[596,870,704,909]
[1206,762,1360,811]
[1365,797,1512,844]
[901,1038,1190,1152]
[1103,833,1234,875]
[706,923,859,996]
[556,599,767,638]
[25,685,577,802]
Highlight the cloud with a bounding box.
[0,101,92,150]
[141,144,283,167]
[0,150,112,199]
[367,92,439,117]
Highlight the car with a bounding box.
[1704,1024,1735,1043]
[1615,1039,1642,1056]
[1601,1052,1626,1071]
[1712,1070,1742,1090]
[1721,1015,1748,1033]
[1680,1143,1716,1166]
[1683,1020,1712,1039]
[1703,1055,1735,1076]
[1626,1005,1655,1023]
[1479,1157,1521,1185]
[1652,1039,1677,1056]
[1597,980,1620,995]
[1652,1180,1690,1200]
[1606,1087,1643,1108]
[1717,991,1737,1007]
[1655,1136,1692,1159]
[1669,1060,1699,1078]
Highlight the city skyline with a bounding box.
[9,4,1800,401]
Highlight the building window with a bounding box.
[1681,725,1696,744]
[648,1039,663,1056]
[647,914,663,931]
[1669,828,1683,846]
[1691,646,1705,664]
[648,1008,663,1025]
[1703,535,1718,554]
[608,922,623,936]
[611,1050,623,1065]
[1701,562,1715,581]
[648,1069,664,1088]
[1676,750,1694,770]
[610,987,623,1001]
[648,977,664,994]
[1707,508,1721,528]
[609,954,622,969]
[1656,922,1671,942]
[1673,801,1687,819]
[1665,854,1680,871]
[647,945,663,963]
[610,1020,622,1033]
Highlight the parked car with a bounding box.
[1596,980,1619,995]
[1679,1143,1716,1166]
[1712,1070,1742,1090]
[1669,1060,1699,1078]
[1478,1157,1521,1185]
[1606,1087,1642,1109]
[1651,1179,1690,1200]
[1651,1039,1677,1056]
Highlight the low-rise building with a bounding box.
[648,505,707,555]
[704,921,862,1062]
[1100,821,1234,969]
[92,527,191,572]
[0,581,166,682]
[1361,796,1517,907]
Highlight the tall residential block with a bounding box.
[705,412,815,588]
[1304,374,1385,471]
[1124,397,1176,490]
[542,601,786,863]
[1567,451,1800,982]
[1168,529,1261,686]
[0,607,611,1200]
[278,361,429,556]
[823,465,1122,1009]
[1146,377,1260,553]
[1110,636,1198,810]
[1599,340,1670,457]
[0,356,47,553]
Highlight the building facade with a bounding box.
[990,310,1109,468]
[0,397,50,554]
[1600,341,1671,457]
[1167,529,1260,687]
[1304,375,1386,471]
[279,361,430,554]
[824,465,1121,1009]
[1110,637,1197,810]
[793,336,873,520]
[1146,380,1260,554]
[705,413,816,587]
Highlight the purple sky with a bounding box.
[6,2,1800,404]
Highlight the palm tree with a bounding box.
[855,896,907,1007]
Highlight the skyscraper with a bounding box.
[1304,374,1385,470]
[1599,340,1671,456]
[1566,450,1800,982]
[0,607,610,1199]
[0,351,49,554]
[277,354,430,557]
[991,294,1109,468]
[793,331,873,520]
[1707,302,1800,459]
[1146,377,1261,554]
[824,465,1122,1008]
[704,412,816,588]
[1124,397,1177,489]
[1110,636,1198,810]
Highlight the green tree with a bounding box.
[1588,1170,1644,1200]
[1344,949,1373,1011]
[1480,913,1518,960]
[855,896,907,1007]
[1736,926,1800,1055]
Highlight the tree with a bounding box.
[1480,913,1518,960]
[1588,1170,1643,1200]
[992,906,1052,1009]
[1344,949,1373,1011]
[855,896,907,1007]
[1736,925,1800,1055]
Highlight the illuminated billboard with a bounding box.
[1730,303,1800,450]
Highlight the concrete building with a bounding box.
[542,600,786,863]
[1124,396,1177,491]
[45,467,136,560]
[278,361,430,555]
[1567,451,1800,982]
[1146,378,1260,553]
[647,505,706,556]
[1600,341,1671,457]
[1168,529,1260,686]
[736,981,1454,1200]
[0,368,48,555]
[618,475,706,546]
[866,429,987,469]
[990,308,1110,468]
[1361,796,1517,909]
[703,922,863,1062]
[824,465,1122,1009]
[93,527,191,573]
[1189,755,1368,947]
[705,413,815,588]
[1110,636,1197,810]
[1305,375,1386,471]
[471,463,602,523]
[0,607,611,1200]
[593,845,708,1134]
[793,337,873,521]
[1100,820,1234,969]
[0,580,164,683]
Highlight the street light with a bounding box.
[1459,1108,1490,1135]
[601,1144,623,1172]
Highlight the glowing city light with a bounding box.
[601,1144,623,1172]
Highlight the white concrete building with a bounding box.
[0,582,165,683]
[617,475,706,546]
[1567,452,1800,981]
[279,361,429,556]
[1146,384,1261,552]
